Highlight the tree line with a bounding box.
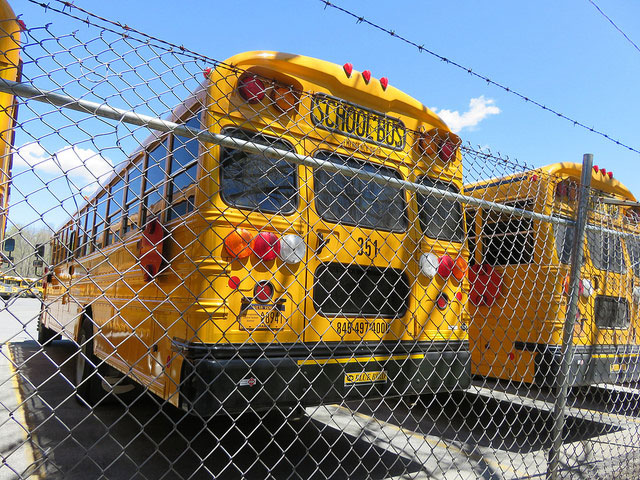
[1,224,52,279]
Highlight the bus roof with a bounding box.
[222,51,450,131]
[466,161,636,201]
[59,50,457,229]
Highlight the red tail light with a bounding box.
[228,276,241,289]
[440,141,457,162]
[237,74,266,104]
[253,232,281,261]
[416,129,460,162]
[600,168,607,176]
[436,294,449,310]
[438,255,455,278]
[254,281,274,303]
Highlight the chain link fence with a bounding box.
[1,3,639,479]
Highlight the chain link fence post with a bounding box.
[547,153,593,479]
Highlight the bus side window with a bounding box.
[123,157,144,235]
[60,227,69,261]
[76,209,87,258]
[105,176,125,246]
[81,204,95,257]
[67,227,76,261]
[51,232,60,266]
[94,193,108,251]
[167,115,200,221]
[143,139,169,225]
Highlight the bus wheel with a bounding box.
[37,312,56,345]
[75,320,103,406]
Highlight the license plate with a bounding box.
[311,93,406,150]
[610,363,627,373]
[334,319,390,336]
[239,303,284,331]
[344,370,388,386]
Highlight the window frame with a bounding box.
[122,154,145,237]
[312,149,408,233]
[219,127,298,216]
[105,175,126,247]
[416,175,465,242]
[141,136,170,227]
[166,114,201,222]
[481,199,536,266]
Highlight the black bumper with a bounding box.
[515,342,640,387]
[177,341,470,417]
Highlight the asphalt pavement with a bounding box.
[1,298,639,479]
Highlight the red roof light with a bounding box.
[237,74,266,104]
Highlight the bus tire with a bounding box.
[37,309,57,345]
[75,319,104,406]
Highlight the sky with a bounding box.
[10,0,640,231]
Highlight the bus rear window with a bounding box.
[627,237,640,278]
[482,200,535,266]
[587,229,626,273]
[220,128,297,214]
[553,220,573,264]
[417,177,464,242]
[313,151,407,232]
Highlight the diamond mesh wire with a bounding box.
[0,7,638,480]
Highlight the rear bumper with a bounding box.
[176,340,470,417]
[515,342,640,387]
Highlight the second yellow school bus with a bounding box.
[40,51,470,415]
[0,0,21,253]
[466,162,640,387]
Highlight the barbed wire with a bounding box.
[318,0,640,157]
[21,0,547,177]
[587,0,640,55]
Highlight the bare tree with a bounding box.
[2,224,53,278]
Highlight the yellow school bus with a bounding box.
[0,0,21,253]
[466,162,640,387]
[40,51,470,415]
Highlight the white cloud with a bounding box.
[13,143,114,189]
[433,96,500,133]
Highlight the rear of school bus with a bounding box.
[623,207,640,381]
[467,163,639,387]
[169,51,470,416]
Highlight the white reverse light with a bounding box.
[419,252,439,278]
[279,234,306,264]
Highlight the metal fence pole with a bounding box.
[547,153,593,479]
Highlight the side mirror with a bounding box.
[4,238,15,252]
[36,244,45,258]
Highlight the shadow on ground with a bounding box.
[8,340,422,480]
